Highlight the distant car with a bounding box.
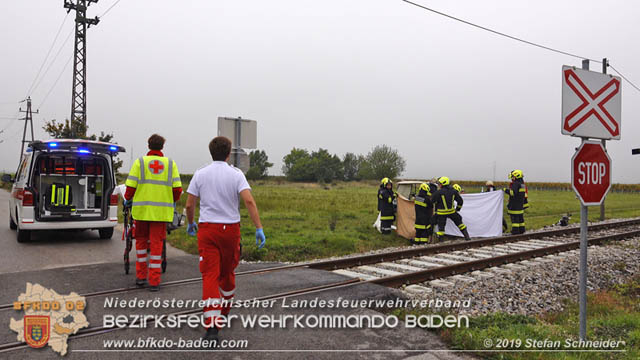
[3,139,125,242]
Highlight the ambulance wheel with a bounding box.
[99,228,114,239]
[17,227,30,243]
[9,212,17,230]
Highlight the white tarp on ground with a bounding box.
[445,190,503,238]
[373,212,397,233]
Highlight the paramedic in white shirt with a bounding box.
[185,136,265,345]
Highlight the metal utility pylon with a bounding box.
[64,0,99,137]
[18,97,38,163]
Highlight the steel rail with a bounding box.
[369,229,640,287]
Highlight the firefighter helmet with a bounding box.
[453,184,462,192]
[419,183,430,193]
[438,177,450,186]
[381,177,393,186]
[511,169,523,179]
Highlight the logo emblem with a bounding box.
[24,315,50,348]
[148,160,164,175]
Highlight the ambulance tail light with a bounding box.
[110,194,119,206]
[22,190,34,206]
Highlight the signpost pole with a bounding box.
[600,139,606,222]
[579,195,588,340]
[578,59,589,341]
[600,58,608,221]
[233,117,242,168]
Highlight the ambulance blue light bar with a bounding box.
[29,140,126,154]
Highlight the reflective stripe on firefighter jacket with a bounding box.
[432,186,463,216]
[505,179,526,215]
[414,189,433,229]
[125,155,182,222]
[378,188,395,220]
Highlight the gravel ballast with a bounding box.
[403,236,640,316]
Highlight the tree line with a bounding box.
[247,145,406,182]
[39,119,405,184]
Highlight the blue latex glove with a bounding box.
[123,199,133,208]
[255,228,266,249]
[187,222,198,236]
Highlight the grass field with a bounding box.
[395,273,640,359]
[165,180,640,262]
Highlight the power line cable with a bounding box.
[38,53,75,110]
[1,126,26,144]
[609,64,640,93]
[400,0,640,94]
[26,13,70,97]
[30,28,74,99]
[101,0,122,18]
[0,113,19,134]
[401,0,601,62]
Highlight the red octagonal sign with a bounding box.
[572,141,612,206]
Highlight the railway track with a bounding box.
[1,217,638,312]
[1,219,639,353]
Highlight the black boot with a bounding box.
[202,328,219,348]
[135,278,146,288]
[461,228,471,241]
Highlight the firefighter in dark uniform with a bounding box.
[413,183,434,244]
[378,178,396,235]
[504,169,527,234]
[433,177,471,241]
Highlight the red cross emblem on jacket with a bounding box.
[148,160,164,174]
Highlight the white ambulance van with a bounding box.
[3,139,125,242]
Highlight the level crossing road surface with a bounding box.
[0,190,471,360]
[0,189,188,274]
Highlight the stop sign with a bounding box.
[571,141,612,206]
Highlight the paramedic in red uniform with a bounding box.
[185,136,265,344]
[124,134,183,291]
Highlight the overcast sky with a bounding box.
[1,0,639,183]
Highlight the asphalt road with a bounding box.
[0,189,188,274]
